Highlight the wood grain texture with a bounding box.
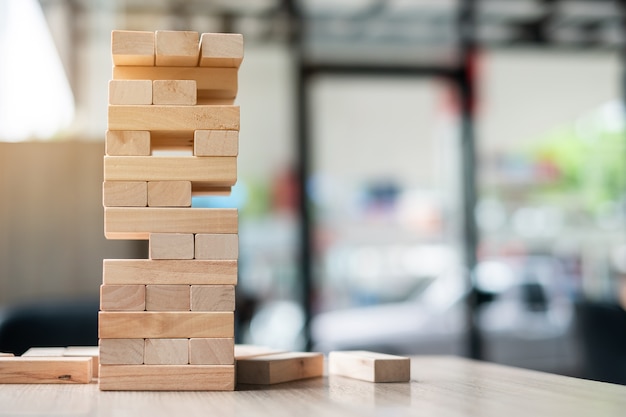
[153,80,197,105]
[100,285,145,311]
[328,351,410,382]
[104,156,236,186]
[0,357,92,384]
[108,80,152,105]
[194,234,238,260]
[104,207,238,240]
[234,345,286,360]
[108,105,239,131]
[111,30,154,66]
[103,259,238,285]
[99,339,144,365]
[236,352,324,385]
[199,33,243,68]
[112,66,237,100]
[155,30,199,66]
[149,233,194,260]
[190,285,235,311]
[98,312,234,338]
[105,130,151,156]
[194,130,238,156]
[99,364,234,391]
[144,339,189,365]
[145,284,190,311]
[192,185,232,197]
[103,181,147,207]
[189,338,234,365]
[148,181,192,207]
[64,347,100,377]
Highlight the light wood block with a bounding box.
[103,259,237,285]
[104,156,236,186]
[144,339,188,365]
[108,105,239,131]
[0,357,92,384]
[328,351,411,383]
[193,185,232,197]
[189,338,234,365]
[0,352,14,357]
[99,312,233,339]
[145,284,190,311]
[155,30,199,66]
[99,339,144,365]
[149,233,194,260]
[99,364,235,391]
[113,66,237,100]
[100,285,145,311]
[22,347,66,357]
[194,130,238,156]
[194,234,238,260]
[104,207,238,239]
[236,352,323,385]
[148,181,192,207]
[199,33,243,68]
[190,285,235,311]
[234,345,286,360]
[108,80,152,105]
[64,347,99,377]
[111,30,154,66]
[102,181,147,207]
[105,130,151,156]
[153,80,197,105]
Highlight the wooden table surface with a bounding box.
[1,356,624,417]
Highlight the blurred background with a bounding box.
[1,0,626,384]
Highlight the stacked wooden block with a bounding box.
[100,30,243,391]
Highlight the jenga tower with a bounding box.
[99,30,243,391]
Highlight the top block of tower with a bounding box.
[112,30,155,66]
[155,31,200,66]
[199,33,243,68]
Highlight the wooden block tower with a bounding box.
[100,30,243,391]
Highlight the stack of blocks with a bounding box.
[100,30,243,391]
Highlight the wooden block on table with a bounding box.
[144,339,188,365]
[108,105,240,132]
[99,312,233,339]
[155,30,199,66]
[328,351,410,383]
[0,357,92,384]
[99,364,234,391]
[189,338,233,365]
[190,285,235,311]
[0,352,14,357]
[105,130,151,156]
[234,345,286,360]
[149,233,194,260]
[145,284,190,311]
[153,80,197,105]
[22,347,66,357]
[104,207,238,239]
[103,181,147,207]
[199,33,243,68]
[111,30,154,66]
[236,352,323,385]
[194,234,238,260]
[148,181,192,207]
[64,347,100,377]
[108,80,152,105]
[99,339,144,365]
[113,66,238,100]
[194,130,238,156]
[103,259,237,285]
[100,284,145,311]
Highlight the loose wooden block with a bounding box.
[148,181,192,207]
[189,338,234,365]
[193,185,232,197]
[0,352,14,357]
[236,352,323,385]
[64,347,100,377]
[149,233,194,260]
[328,351,411,383]
[99,364,235,391]
[103,259,238,285]
[234,345,286,360]
[98,312,233,338]
[190,285,235,312]
[102,181,147,207]
[108,80,152,105]
[145,284,190,311]
[111,30,155,66]
[104,207,238,239]
[153,80,197,105]
[113,66,237,100]
[155,30,199,66]
[108,105,239,131]
[199,33,243,68]
[99,339,144,365]
[100,284,145,311]
[194,234,238,260]
[194,130,238,156]
[144,339,188,365]
[104,156,236,186]
[22,347,66,357]
[105,130,151,156]
[0,357,92,384]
